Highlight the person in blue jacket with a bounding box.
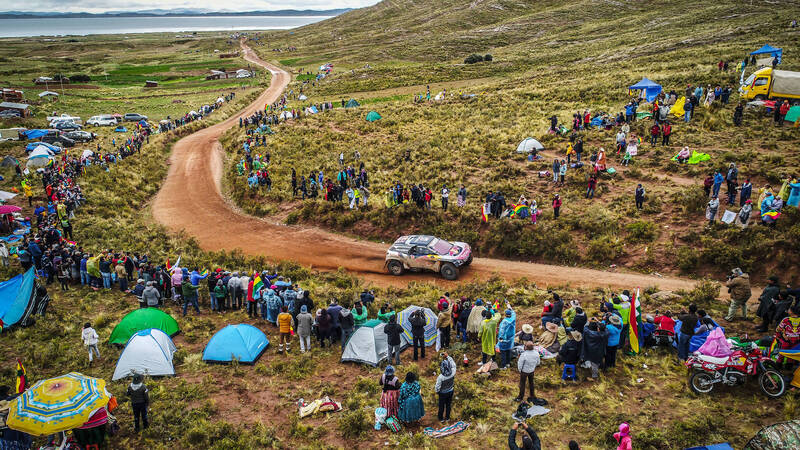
[498,305,517,369]
[712,170,724,198]
[190,268,209,305]
[603,314,623,369]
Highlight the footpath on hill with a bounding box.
[152,39,717,296]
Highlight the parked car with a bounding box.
[41,132,75,148]
[86,115,117,126]
[64,130,93,142]
[0,110,21,119]
[385,234,472,280]
[53,121,82,131]
[123,113,148,121]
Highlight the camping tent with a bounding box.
[1,155,18,167]
[365,111,382,122]
[21,130,49,140]
[629,77,663,103]
[109,308,180,345]
[112,328,177,380]
[345,99,360,108]
[203,324,269,364]
[0,267,49,329]
[744,420,800,449]
[305,106,319,115]
[750,44,782,65]
[279,111,294,120]
[216,96,225,103]
[397,306,438,347]
[25,142,61,154]
[516,138,544,153]
[298,94,308,101]
[38,91,58,98]
[783,105,800,124]
[434,92,445,101]
[26,146,54,168]
[81,149,94,159]
[341,319,407,366]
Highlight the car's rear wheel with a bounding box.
[387,260,404,276]
[440,263,459,280]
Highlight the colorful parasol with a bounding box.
[5,372,111,436]
[397,306,438,347]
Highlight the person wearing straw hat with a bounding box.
[516,323,535,346]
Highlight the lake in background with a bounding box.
[0,16,331,37]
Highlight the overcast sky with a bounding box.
[4,0,381,13]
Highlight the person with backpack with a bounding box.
[384,314,404,365]
[126,374,149,432]
[410,309,427,360]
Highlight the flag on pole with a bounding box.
[252,273,264,292]
[15,359,27,393]
[481,203,490,222]
[628,289,641,354]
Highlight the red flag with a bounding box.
[15,359,26,393]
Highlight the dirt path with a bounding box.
[152,40,709,295]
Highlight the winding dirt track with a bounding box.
[152,41,705,293]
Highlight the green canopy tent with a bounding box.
[345,99,360,108]
[784,105,800,124]
[365,111,382,122]
[109,308,180,345]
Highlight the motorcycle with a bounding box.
[685,342,785,398]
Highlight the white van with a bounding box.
[86,115,117,126]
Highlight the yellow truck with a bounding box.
[740,67,800,102]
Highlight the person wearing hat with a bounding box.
[516,324,535,346]
[498,305,517,369]
[296,305,313,353]
[212,279,227,313]
[466,299,485,342]
[515,342,540,402]
[552,193,562,219]
[479,307,502,364]
[736,199,753,226]
[724,267,751,322]
[379,365,400,419]
[133,279,146,305]
[563,300,580,326]
[277,306,295,353]
[437,300,453,349]
[558,330,582,377]
[581,320,608,381]
[126,373,149,432]
[756,276,781,332]
[603,314,623,369]
[434,352,456,422]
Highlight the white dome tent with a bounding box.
[516,137,544,153]
[113,328,177,380]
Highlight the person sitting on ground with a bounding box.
[676,146,691,163]
[641,315,657,347]
[508,422,541,450]
[654,310,676,333]
[516,323,536,346]
[539,301,552,329]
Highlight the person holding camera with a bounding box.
[724,268,751,322]
[581,318,607,381]
[508,422,541,450]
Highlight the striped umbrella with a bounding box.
[6,372,111,436]
[397,306,438,347]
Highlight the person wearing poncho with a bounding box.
[466,299,486,341]
[479,308,502,364]
[398,372,424,423]
[497,307,517,368]
[264,287,282,325]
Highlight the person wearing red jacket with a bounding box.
[583,110,590,128]
[649,124,660,146]
[778,100,790,126]
[661,122,672,146]
[552,194,562,219]
[586,175,597,199]
[654,311,676,332]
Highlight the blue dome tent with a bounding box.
[750,44,782,64]
[628,77,662,103]
[202,324,269,364]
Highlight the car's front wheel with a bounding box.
[440,263,459,280]
[387,260,404,276]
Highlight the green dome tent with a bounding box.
[365,111,382,122]
[345,99,360,108]
[109,308,180,345]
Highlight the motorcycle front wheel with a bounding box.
[759,370,786,398]
[690,371,715,394]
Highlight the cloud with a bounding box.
[4,0,381,13]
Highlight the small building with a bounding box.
[144,80,159,88]
[205,70,228,80]
[219,51,239,59]
[35,76,68,85]
[235,69,253,78]
[0,102,31,117]
[1,88,24,102]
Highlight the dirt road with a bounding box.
[152,41,706,294]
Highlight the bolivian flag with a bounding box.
[628,289,642,354]
[15,359,27,393]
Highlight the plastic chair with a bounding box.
[562,364,577,381]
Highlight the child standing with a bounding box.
[277,306,294,353]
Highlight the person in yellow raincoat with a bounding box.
[479,307,502,365]
[22,180,32,206]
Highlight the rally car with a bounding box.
[385,235,472,280]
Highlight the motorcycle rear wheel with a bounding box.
[759,370,786,398]
[689,371,715,394]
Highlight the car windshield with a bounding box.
[743,73,756,87]
[430,238,453,255]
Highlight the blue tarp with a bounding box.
[673,319,723,353]
[629,77,663,102]
[750,44,782,64]
[202,324,269,364]
[114,126,127,133]
[25,142,62,154]
[21,129,49,140]
[685,444,734,450]
[0,267,36,327]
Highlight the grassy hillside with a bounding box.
[224,0,800,283]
